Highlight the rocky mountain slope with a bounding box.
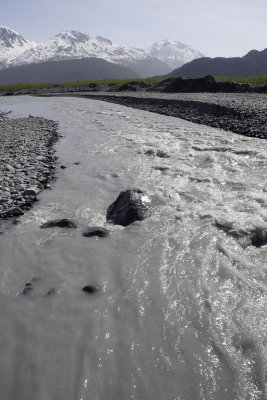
[169,48,267,77]
[0,57,140,85]
[148,39,204,69]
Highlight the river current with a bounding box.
[0,96,266,400]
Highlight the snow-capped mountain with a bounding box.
[0,27,172,77]
[0,26,36,69]
[10,30,171,77]
[148,40,204,69]
[14,31,149,65]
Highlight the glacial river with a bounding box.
[0,96,266,400]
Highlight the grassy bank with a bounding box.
[218,75,267,85]
[0,77,165,92]
[1,75,267,92]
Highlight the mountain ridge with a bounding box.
[168,48,267,77]
[0,57,140,85]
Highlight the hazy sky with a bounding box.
[2,0,267,57]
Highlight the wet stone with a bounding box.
[82,227,109,238]
[40,219,77,229]
[46,288,56,296]
[2,207,24,218]
[21,282,33,295]
[107,188,150,227]
[250,232,267,248]
[83,285,100,294]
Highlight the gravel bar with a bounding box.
[79,92,267,140]
[0,112,59,218]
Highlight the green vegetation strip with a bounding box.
[0,77,165,92]
[1,75,267,92]
[218,75,267,85]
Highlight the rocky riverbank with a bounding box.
[0,112,58,218]
[78,92,267,140]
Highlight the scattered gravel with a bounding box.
[79,92,267,140]
[0,112,58,218]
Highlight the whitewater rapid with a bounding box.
[0,96,266,400]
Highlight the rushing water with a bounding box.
[0,96,266,400]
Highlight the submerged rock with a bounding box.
[214,221,267,248]
[82,227,109,238]
[250,231,267,248]
[46,288,56,296]
[83,285,100,294]
[106,189,150,226]
[21,282,33,295]
[145,149,169,158]
[40,219,77,228]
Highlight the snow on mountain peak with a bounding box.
[0,27,172,77]
[0,26,36,68]
[148,39,204,69]
[12,30,158,67]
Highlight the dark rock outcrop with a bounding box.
[82,227,109,238]
[40,219,77,228]
[107,189,149,226]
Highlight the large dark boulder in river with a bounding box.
[40,219,77,228]
[106,189,149,226]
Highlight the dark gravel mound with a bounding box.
[154,75,251,93]
[0,112,59,218]
[112,81,155,92]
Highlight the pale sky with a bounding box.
[1,0,267,57]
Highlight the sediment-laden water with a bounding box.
[0,96,266,400]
